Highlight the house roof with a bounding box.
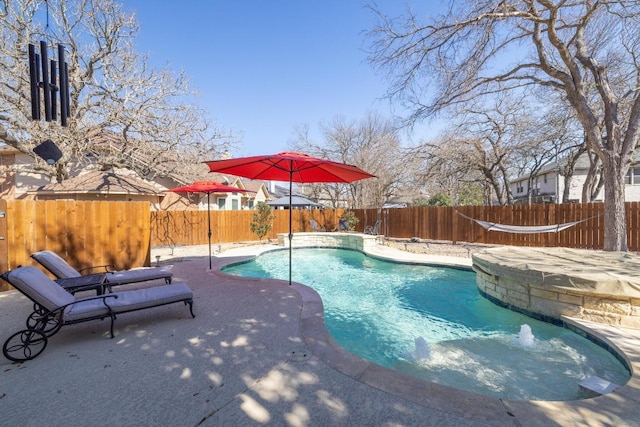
[270,183,290,198]
[239,180,261,193]
[36,168,163,196]
[266,195,322,208]
[0,144,22,155]
[237,179,289,200]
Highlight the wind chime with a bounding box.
[24,0,69,164]
[27,39,69,164]
[28,41,70,127]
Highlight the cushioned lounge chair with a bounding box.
[0,266,194,362]
[31,250,172,292]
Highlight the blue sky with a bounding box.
[122,1,439,156]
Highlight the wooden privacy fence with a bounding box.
[0,199,152,291]
[2,199,639,291]
[150,208,347,247]
[354,202,640,250]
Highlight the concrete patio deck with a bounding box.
[0,243,638,426]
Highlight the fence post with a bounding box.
[452,207,458,245]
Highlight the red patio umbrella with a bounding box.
[204,152,375,284]
[168,181,250,269]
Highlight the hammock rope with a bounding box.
[456,211,598,234]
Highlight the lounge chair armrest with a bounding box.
[78,264,116,273]
[29,293,119,319]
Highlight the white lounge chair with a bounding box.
[31,250,172,292]
[1,266,194,362]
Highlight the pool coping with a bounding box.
[212,242,640,426]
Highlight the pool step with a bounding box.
[579,376,621,397]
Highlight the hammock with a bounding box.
[456,211,596,234]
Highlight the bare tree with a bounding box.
[0,0,234,183]
[368,1,640,250]
[411,134,507,204]
[415,93,576,205]
[410,137,490,204]
[291,113,404,208]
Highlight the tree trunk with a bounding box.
[602,156,628,251]
[590,171,605,202]
[562,174,571,203]
[581,153,599,203]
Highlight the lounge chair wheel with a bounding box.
[3,329,48,362]
[26,310,63,337]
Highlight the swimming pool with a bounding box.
[222,248,631,401]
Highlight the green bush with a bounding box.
[250,202,275,240]
[427,193,452,206]
[339,210,359,231]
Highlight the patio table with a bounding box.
[55,273,107,294]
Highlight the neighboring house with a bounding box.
[2,139,290,211]
[1,143,183,209]
[189,177,251,212]
[240,180,271,209]
[0,141,255,211]
[267,195,323,210]
[34,168,166,206]
[382,202,407,209]
[510,151,640,204]
[166,177,273,212]
[1,144,56,199]
[255,180,290,200]
[0,144,20,199]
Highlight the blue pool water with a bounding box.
[223,248,630,400]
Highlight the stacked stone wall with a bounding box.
[278,232,379,252]
[474,266,640,329]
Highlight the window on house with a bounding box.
[626,167,640,185]
[248,200,254,209]
[217,198,226,210]
[543,174,547,184]
[232,199,239,210]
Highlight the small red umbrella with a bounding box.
[204,152,375,283]
[168,181,250,269]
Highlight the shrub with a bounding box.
[339,210,359,231]
[250,202,275,240]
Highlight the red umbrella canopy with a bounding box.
[204,152,373,285]
[168,181,249,194]
[204,152,375,183]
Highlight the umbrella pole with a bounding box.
[288,170,293,285]
[207,192,212,270]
